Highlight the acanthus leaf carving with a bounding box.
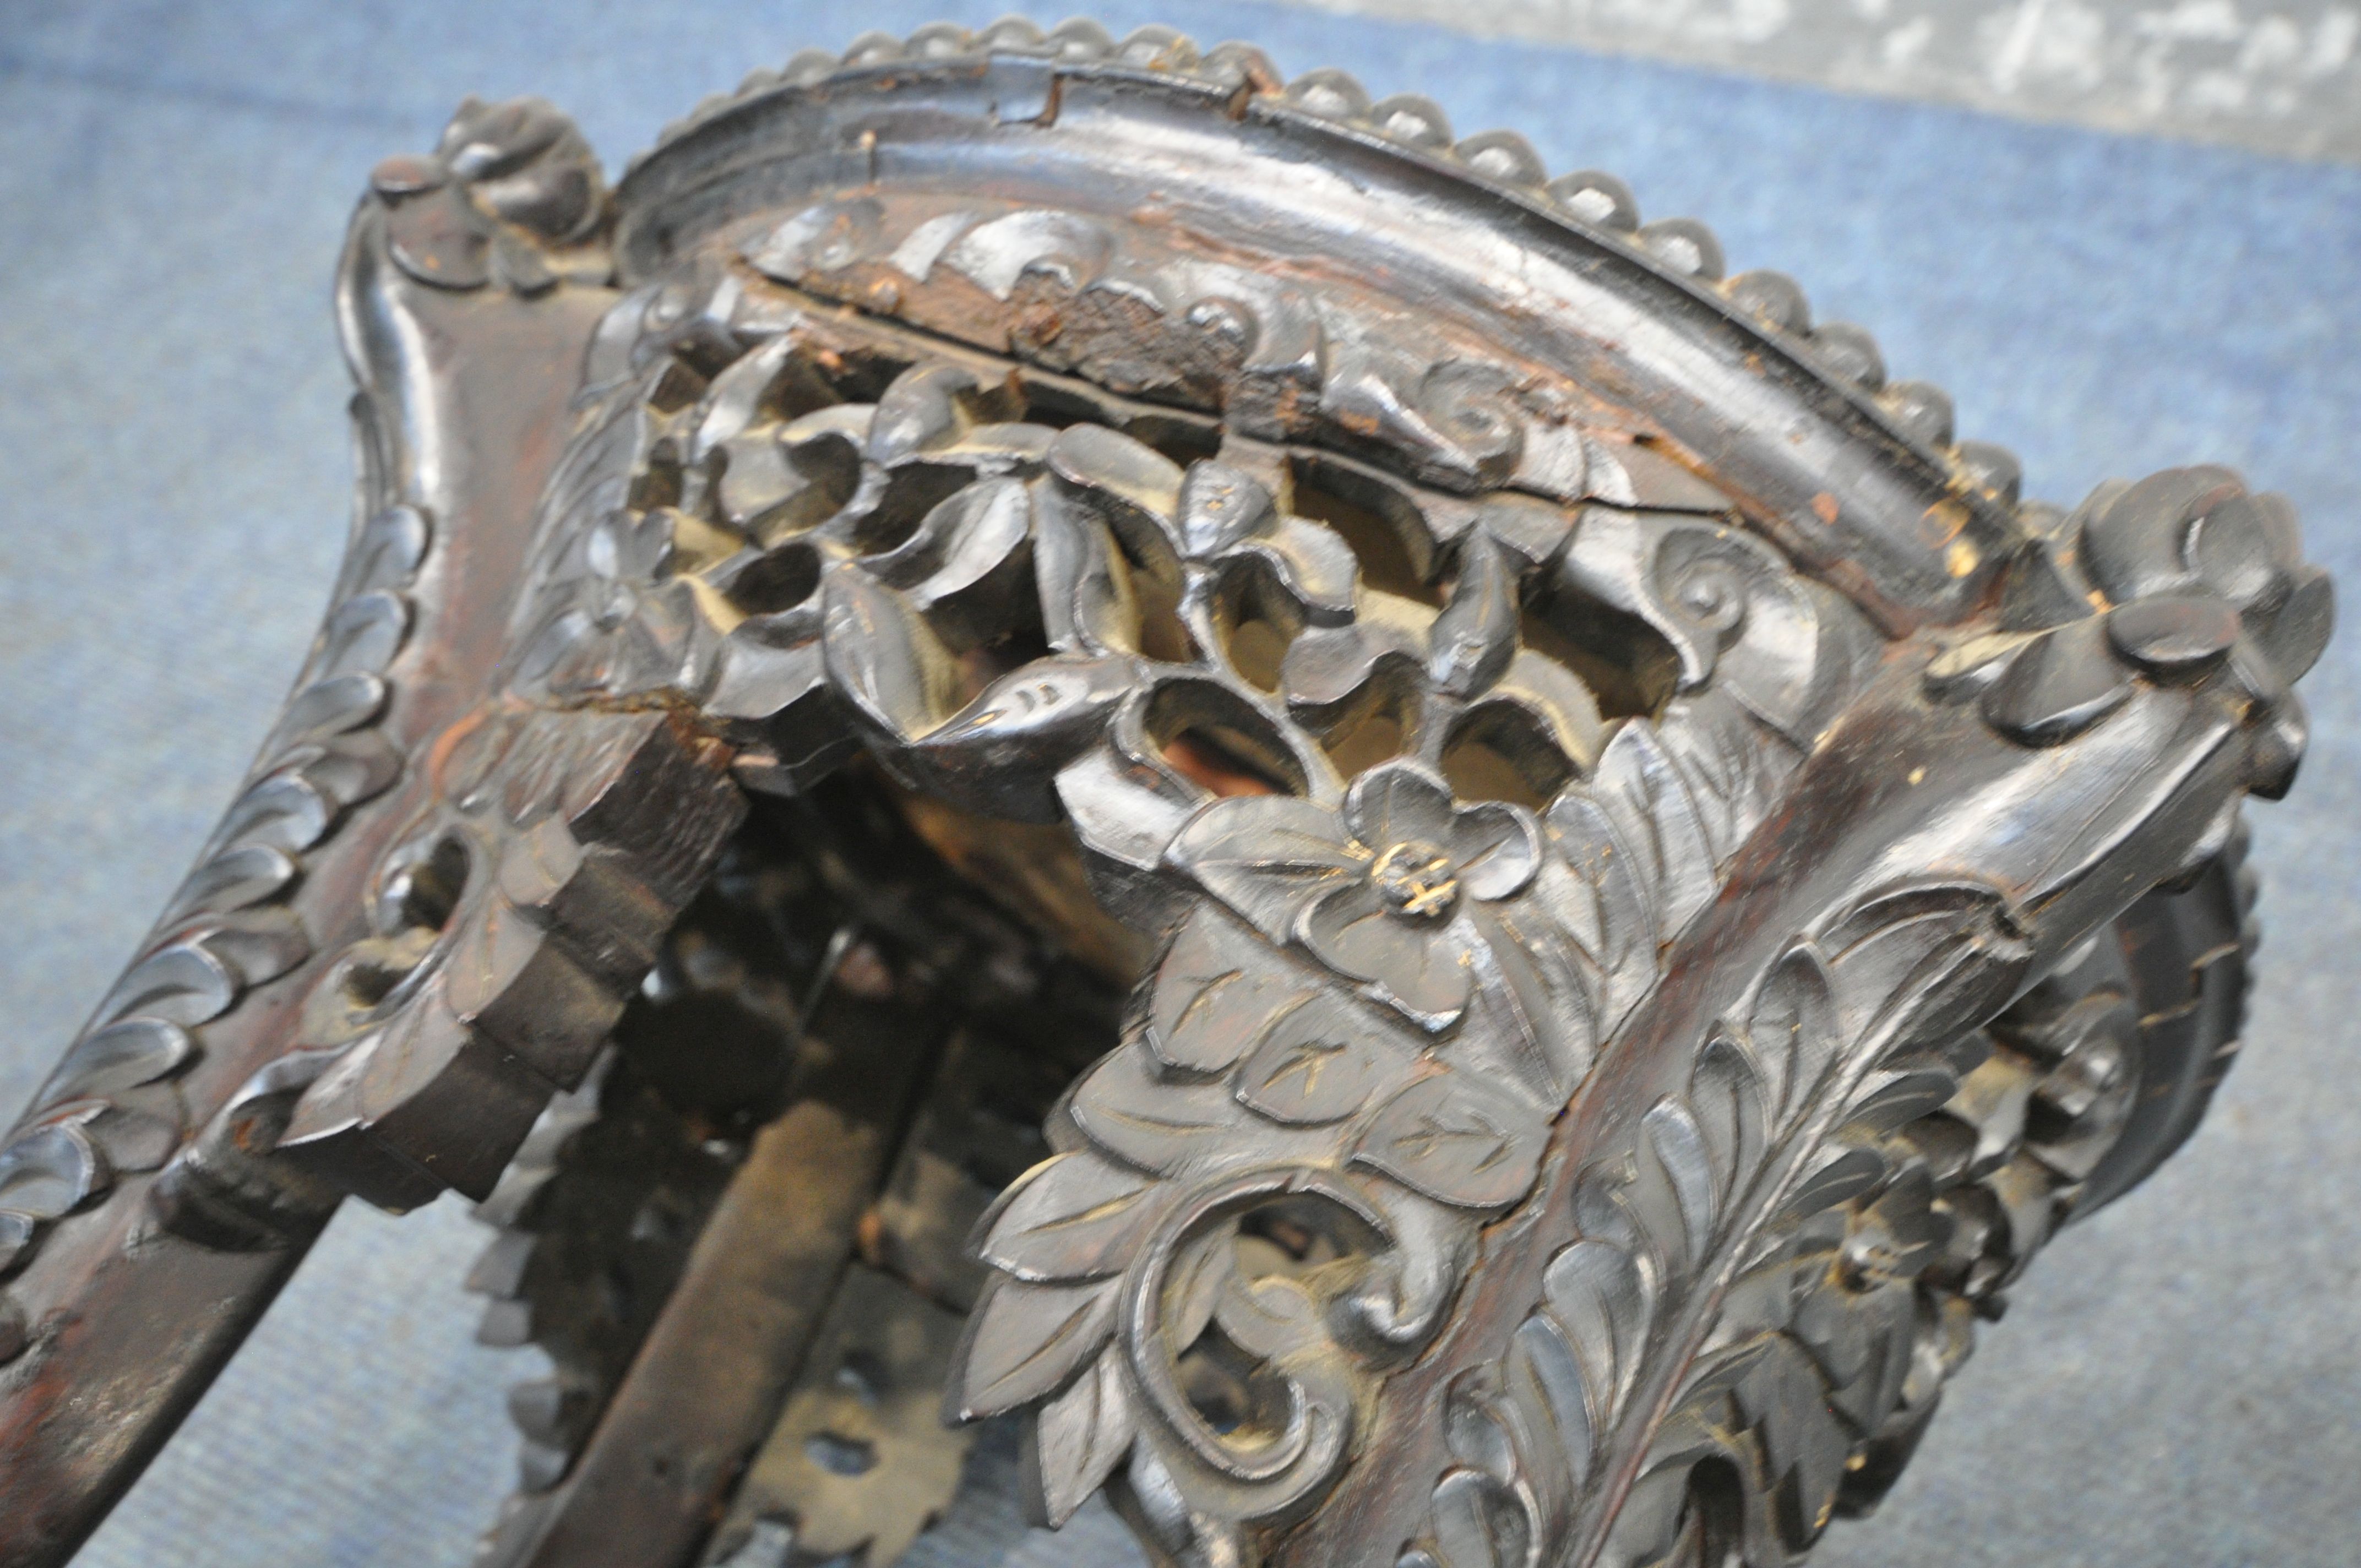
[294,187,2310,1566]
[977,1150,1170,1284]
[949,1275,1123,1422]
[1069,1047,1283,1177]
[1467,896,1604,1104]
[1027,1347,1140,1528]
[1392,639,2291,1568]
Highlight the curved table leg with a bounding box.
[0,98,627,1566]
[0,43,2334,1568]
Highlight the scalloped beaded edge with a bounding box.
[625,15,2031,521]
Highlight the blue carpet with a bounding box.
[2,3,2355,1564]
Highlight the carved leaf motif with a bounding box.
[980,1150,1166,1283]
[1354,1074,1546,1210]
[1777,1138,1889,1225]
[1484,650,1608,772]
[1163,1227,1235,1355]
[335,502,430,601]
[0,1121,106,1221]
[911,655,1140,821]
[1826,880,2030,1052]
[1033,484,1141,656]
[1069,1047,1244,1175]
[1720,578,1876,749]
[98,941,237,1030]
[0,1211,36,1275]
[1165,796,1366,943]
[1281,619,1422,712]
[1641,1098,1719,1266]
[1429,1467,1533,1568]
[1541,794,1661,1016]
[688,333,800,460]
[1748,940,1839,1124]
[1846,1053,1961,1135]
[77,1083,182,1173]
[1652,693,1782,863]
[1177,460,1277,557]
[1236,995,1392,1125]
[1810,1277,1918,1433]
[162,845,297,927]
[1249,516,1359,625]
[1028,1348,1138,1528]
[309,589,412,684]
[821,569,964,745]
[907,474,1036,620]
[1541,1234,1655,1429]
[1688,1034,1768,1208]
[1601,1412,1737,1568]
[1506,1311,1597,1494]
[1471,901,1601,1102]
[214,771,329,860]
[1148,904,1308,1074]
[1713,1237,1813,1347]
[867,362,1013,461]
[951,1276,1120,1422]
[1048,423,1187,527]
[43,1019,195,1104]
[1426,534,1519,699]
[1731,1335,1853,1538]
[1591,722,1718,945]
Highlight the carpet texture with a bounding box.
[1,3,2354,1564]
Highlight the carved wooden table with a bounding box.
[0,21,2332,1568]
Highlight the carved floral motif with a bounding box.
[6,39,2331,1568]
[1172,763,1542,1027]
[279,85,2333,1568]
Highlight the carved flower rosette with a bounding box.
[465,242,1905,1549]
[51,43,2324,1568]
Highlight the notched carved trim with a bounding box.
[5,40,2327,1568]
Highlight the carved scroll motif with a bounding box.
[314,222,1885,1550]
[1377,466,2328,1568]
[300,210,2326,1564]
[271,88,2329,1568]
[0,38,2333,1568]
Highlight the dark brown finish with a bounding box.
[518,1098,891,1566]
[0,24,2331,1568]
